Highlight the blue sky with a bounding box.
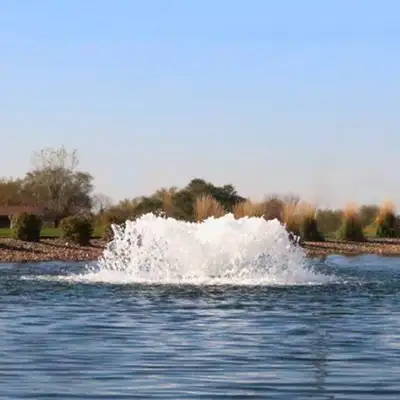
[1,0,399,207]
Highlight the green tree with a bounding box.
[133,196,163,216]
[185,179,243,211]
[102,179,244,223]
[171,189,195,220]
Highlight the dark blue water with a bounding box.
[1,255,400,399]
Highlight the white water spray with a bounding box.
[76,214,331,285]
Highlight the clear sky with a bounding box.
[1,0,399,207]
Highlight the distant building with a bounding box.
[0,206,45,228]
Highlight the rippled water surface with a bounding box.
[1,255,400,399]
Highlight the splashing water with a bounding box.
[75,214,331,286]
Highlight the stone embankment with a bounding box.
[1,238,400,263]
[0,238,105,263]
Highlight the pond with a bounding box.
[1,255,400,399]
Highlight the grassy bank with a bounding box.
[0,227,103,239]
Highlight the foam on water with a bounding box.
[67,213,332,286]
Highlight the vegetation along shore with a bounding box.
[1,146,400,263]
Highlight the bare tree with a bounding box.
[32,146,79,171]
[24,146,93,226]
[92,193,113,214]
[282,193,300,207]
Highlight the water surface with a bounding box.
[1,255,400,399]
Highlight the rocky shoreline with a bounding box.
[1,237,400,263]
[305,238,400,257]
[0,238,105,263]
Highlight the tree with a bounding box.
[185,179,243,211]
[171,190,194,220]
[102,196,165,222]
[23,146,93,226]
[133,196,163,216]
[105,199,140,221]
[32,146,79,171]
[0,178,33,206]
[92,193,113,214]
[211,184,244,211]
[101,179,245,223]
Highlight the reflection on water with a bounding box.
[0,255,400,399]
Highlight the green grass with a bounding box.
[0,228,11,238]
[0,227,61,238]
[41,227,61,238]
[0,226,104,239]
[93,225,104,238]
[363,222,378,239]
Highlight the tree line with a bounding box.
[1,146,399,241]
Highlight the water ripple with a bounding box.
[0,256,400,399]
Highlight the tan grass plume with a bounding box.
[376,200,396,224]
[343,202,360,219]
[194,195,226,222]
[233,200,265,218]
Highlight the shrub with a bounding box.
[194,195,226,221]
[299,206,324,242]
[376,201,399,238]
[60,215,93,245]
[316,209,343,236]
[360,204,379,228]
[11,212,42,242]
[233,200,264,218]
[281,201,324,242]
[337,204,365,241]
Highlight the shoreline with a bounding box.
[304,238,400,258]
[0,238,105,263]
[1,237,400,264]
